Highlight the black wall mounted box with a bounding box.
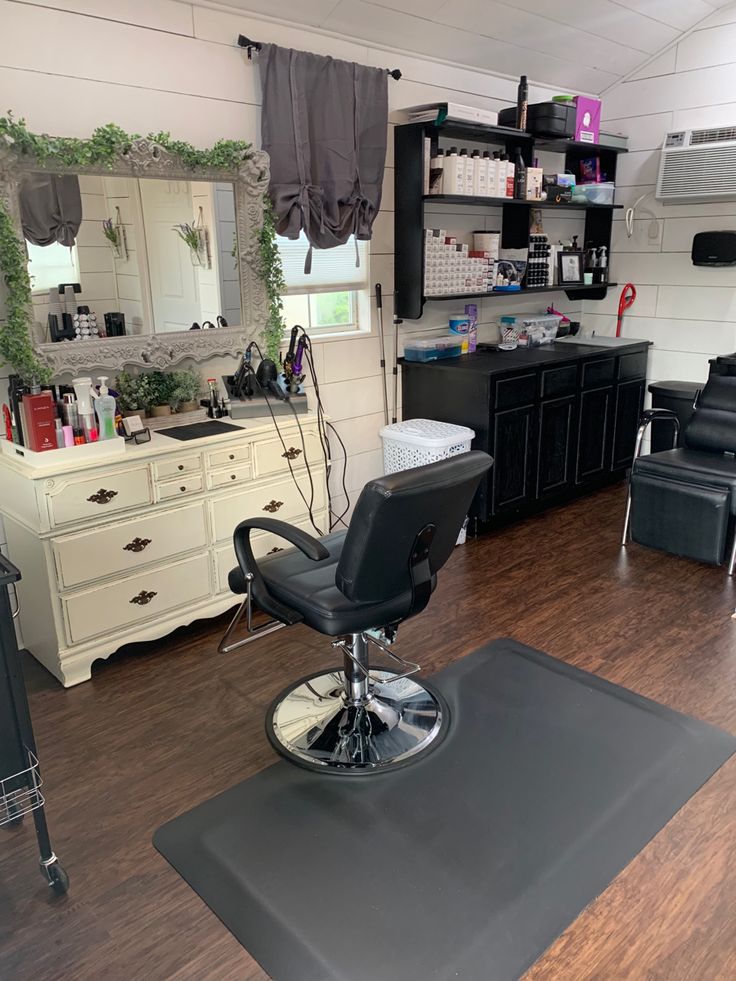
[692,230,736,266]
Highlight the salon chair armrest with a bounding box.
[635,408,681,456]
[232,518,330,627]
[640,408,678,424]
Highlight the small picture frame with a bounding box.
[557,250,584,286]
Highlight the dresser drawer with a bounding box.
[63,553,211,645]
[158,474,204,501]
[210,464,252,489]
[210,472,327,543]
[495,373,537,411]
[46,467,152,527]
[52,502,207,589]
[214,512,328,592]
[207,444,251,469]
[541,364,577,400]
[154,455,201,480]
[252,430,323,478]
[582,358,615,389]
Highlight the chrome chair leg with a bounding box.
[622,421,649,545]
[728,529,736,576]
[218,577,285,653]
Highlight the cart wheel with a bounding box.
[43,861,70,896]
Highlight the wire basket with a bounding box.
[1,750,44,826]
[380,419,475,475]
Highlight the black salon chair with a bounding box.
[622,374,736,572]
[220,451,492,773]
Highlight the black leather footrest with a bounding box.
[631,472,730,565]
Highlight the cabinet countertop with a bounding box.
[0,411,321,480]
[401,339,651,376]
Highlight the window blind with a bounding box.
[277,232,369,295]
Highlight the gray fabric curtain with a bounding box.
[259,44,388,265]
[20,173,82,248]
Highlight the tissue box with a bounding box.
[573,96,601,144]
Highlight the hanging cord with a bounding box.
[247,341,323,536]
[625,191,660,240]
[301,332,350,530]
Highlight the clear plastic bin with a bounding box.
[575,182,615,205]
[403,336,464,362]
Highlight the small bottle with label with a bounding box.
[444,147,463,195]
[477,152,491,197]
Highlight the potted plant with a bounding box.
[139,371,175,417]
[169,367,202,413]
[115,371,145,417]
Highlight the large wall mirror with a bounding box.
[0,136,270,374]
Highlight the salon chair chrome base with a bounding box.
[222,453,492,774]
[266,631,448,773]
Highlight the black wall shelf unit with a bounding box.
[394,121,627,320]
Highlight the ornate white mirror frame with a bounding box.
[0,137,271,375]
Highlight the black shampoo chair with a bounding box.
[623,375,736,572]
[221,451,492,773]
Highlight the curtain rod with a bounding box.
[237,34,402,79]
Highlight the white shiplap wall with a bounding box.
[0,0,590,524]
[584,4,736,391]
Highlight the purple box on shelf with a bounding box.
[573,96,601,144]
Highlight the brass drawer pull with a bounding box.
[230,474,237,480]
[228,453,235,460]
[263,500,284,513]
[130,590,157,606]
[180,486,187,492]
[282,447,302,460]
[87,488,118,505]
[178,464,184,471]
[124,537,152,553]
[267,546,284,554]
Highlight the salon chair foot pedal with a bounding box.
[266,668,449,774]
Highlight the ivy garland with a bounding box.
[0,204,52,383]
[0,112,288,381]
[258,196,287,363]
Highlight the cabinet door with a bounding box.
[576,386,613,484]
[492,404,536,513]
[611,378,646,471]
[537,396,577,498]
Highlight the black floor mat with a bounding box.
[154,639,736,981]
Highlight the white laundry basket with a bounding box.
[380,419,476,544]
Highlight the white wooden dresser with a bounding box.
[0,414,328,686]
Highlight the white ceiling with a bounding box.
[221,0,735,92]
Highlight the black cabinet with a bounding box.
[576,386,614,483]
[538,395,576,498]
[400,341,650,529]
[611,378,646,470]
[492,404,536,512]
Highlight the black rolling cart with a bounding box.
[0,553,68,895]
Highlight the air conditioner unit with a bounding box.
[656,127,736,202]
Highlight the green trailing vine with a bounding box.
[0,112,289,381]
[259,196,287,363]
[0,112,253,171]
[0,204,52,383]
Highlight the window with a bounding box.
[277,232,368,336]
[26,240,79,292]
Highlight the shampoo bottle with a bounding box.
[469,150,480,195]
[445,147,463,195]
[458,149,470,194]
[94,376,117,440]
[503,154,514,198]
[514,148,527,200]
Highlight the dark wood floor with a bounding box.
[1,484,735,981]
